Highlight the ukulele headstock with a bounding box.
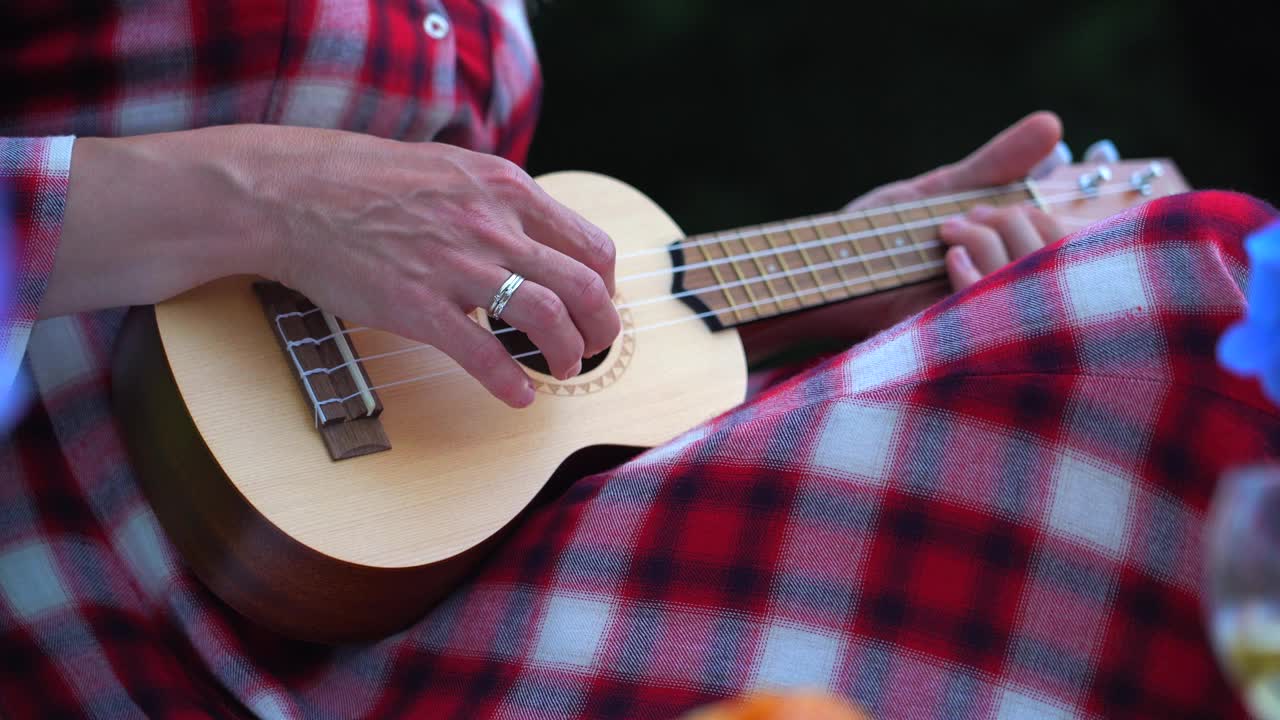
[1030,158,1190,229]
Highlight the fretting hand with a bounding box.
[845,111,1067,290]
[740,111,1069,363]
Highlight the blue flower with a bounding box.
[1219,219,1280,405]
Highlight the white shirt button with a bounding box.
[423,12,450,39]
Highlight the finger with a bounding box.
[914,111,1063,194]
[518,180,618,297]
[430,311,536,408]
[968,205,1043,259]
[1027,206,1066,245]
[515,241,621,358]
[939,216,1008,275]
[946,246,983,291]
[473,269,586,381]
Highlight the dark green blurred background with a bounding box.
[525,1,1278,236]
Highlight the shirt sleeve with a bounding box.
[487,0,542,165]
[0,136,75,395]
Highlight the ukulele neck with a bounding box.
[669,183,1039,330]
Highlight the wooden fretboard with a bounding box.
[670,184,1036,330]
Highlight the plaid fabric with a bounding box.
[0,136,73,395]
[3,3,1279,719]
[4,188,1278,718]
[0,0,540,156]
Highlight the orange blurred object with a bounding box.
[679,691,871,720]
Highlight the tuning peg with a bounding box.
[1078,166,1112,195]
[1130,161,1164,196]
[1030,141,1073,180]
[1084,139,1120,163]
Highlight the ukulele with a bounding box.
[112,157,1188,643]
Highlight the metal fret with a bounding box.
[836,218,886,290]
[810,220,860,296]
[917,203,948,265]
[713,232,763,321]
[880,228,911,275]
[752,227,809,310]
[697,235,751,324]
[894,206,935,266]
[867,210,908,282]
[781,224,835,303]
[737,231,788,314]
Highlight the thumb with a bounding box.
[915,111,1063,194]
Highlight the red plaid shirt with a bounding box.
[2,3,1278,719]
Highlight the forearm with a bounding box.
[42,127,277,318]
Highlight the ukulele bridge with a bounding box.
[255,282,392,461]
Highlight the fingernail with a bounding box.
[516,380,536,407]
[568,360,582,378]
[968,204,994,220]
[953,246,974,270]
[942,217,967,234]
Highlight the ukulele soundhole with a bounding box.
[490,319,612,376]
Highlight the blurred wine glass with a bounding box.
[1205,465,1280,719]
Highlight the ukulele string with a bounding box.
[622,180,1036,260]
[295,229,955,378]
[291,181,1079,348]
[286,181,1125,375]
[617,213,944,283]
[284,200,947,366]
[616,179,1100,282]
[301,181,1133,418]
[620,177,1097,261]
[293,236,948,379]
[310,252,950,414]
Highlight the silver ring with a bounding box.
[487,272,525,320]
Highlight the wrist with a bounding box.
[46,129,278,316]
[115,127,280,280]
[167,125,292,281]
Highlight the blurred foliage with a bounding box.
[526,0,1278,235]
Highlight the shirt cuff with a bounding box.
[1,136,75,395]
